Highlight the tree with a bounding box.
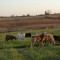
[27,14,30,17]
[11,14,15,17]
[45,10,51,15]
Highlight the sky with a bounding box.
[0,0,60,16]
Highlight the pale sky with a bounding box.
[0,0,60,16]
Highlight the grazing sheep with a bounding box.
[53,35,60,42]
[16,33,25,40]
[5,35,16,41]
[31,34,55,47]
[25,33,31,38]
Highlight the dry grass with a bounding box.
[0,16,60,32]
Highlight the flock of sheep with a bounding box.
[5,32,60,47]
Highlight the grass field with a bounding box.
[0,16,60,32]
[0,29,60,60]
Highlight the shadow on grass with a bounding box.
[0,43,60,49]
[13,45,30,49]
[9,43,60,49]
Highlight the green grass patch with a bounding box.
[0,29,60,60]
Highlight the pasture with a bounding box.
[0,16,60,32]
[0,29,60,60]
